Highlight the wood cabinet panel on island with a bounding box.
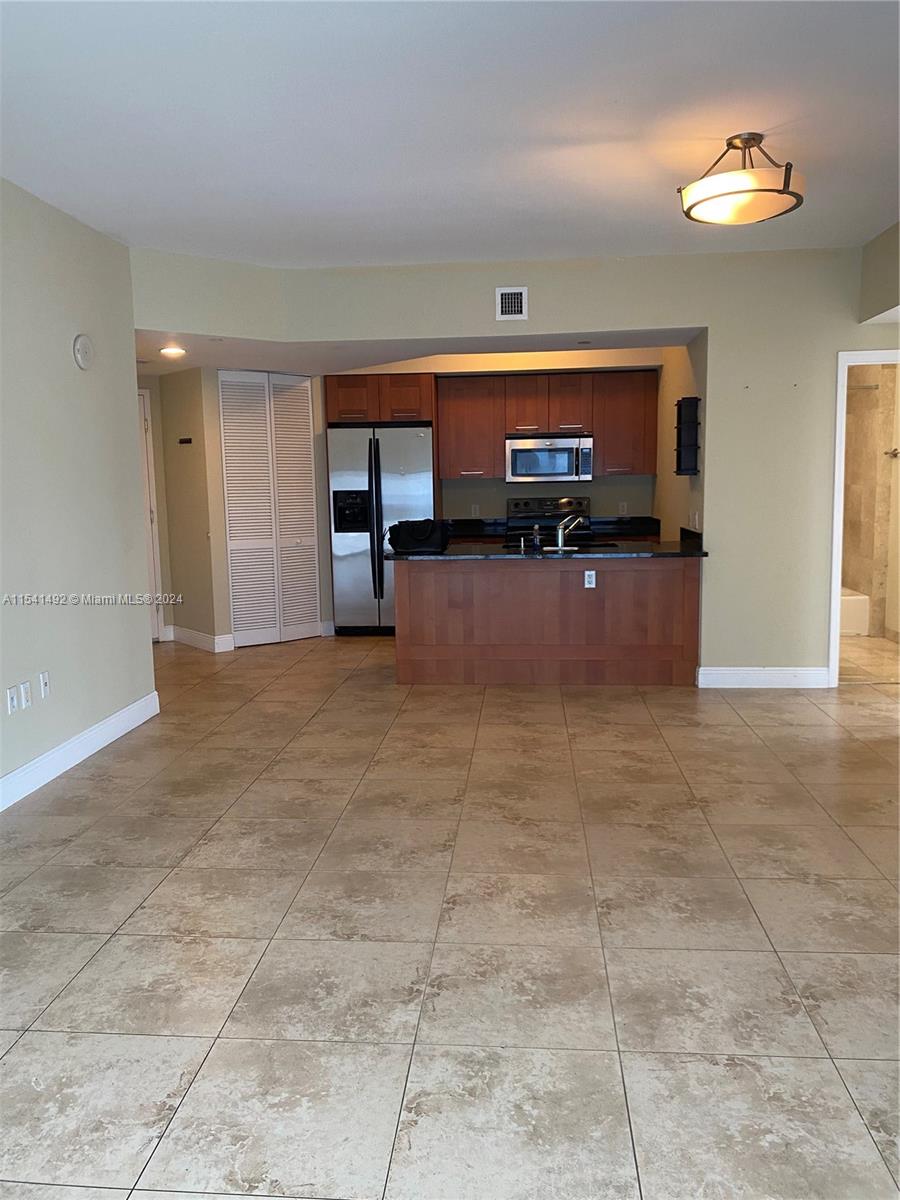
[393,556,700,684]
[436,375,506,479]
[593,370,658,475]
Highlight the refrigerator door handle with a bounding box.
[373,434,385,599]
[367,436,378,600]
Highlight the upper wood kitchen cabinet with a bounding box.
[379,373,435,422]
[505,374,548,433]
[437,375,506,479]
[325,375,381,423]
[548,373,593,433]
[593,370,659,475]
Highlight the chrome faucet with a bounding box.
[556,513,585,548]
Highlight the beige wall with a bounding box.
[137,374,174,627]
[860,223,899,323]
[1,181,155,775]
[158,369,217,636]
[132,242,899,669]
[887,373,900,642]
[843,364,898,635]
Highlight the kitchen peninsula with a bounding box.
[388,541,705,685]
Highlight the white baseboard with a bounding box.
[322,620,335,637]
[0,691,160,811]
[173,626,235,653]
[697,667,831,689]
[157,624,175,642]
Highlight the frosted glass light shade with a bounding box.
[680,166,805,225]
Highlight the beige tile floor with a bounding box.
[1,635,898,1200]
[841,634,900,683]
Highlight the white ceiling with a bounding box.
[3,2,897,269]
[135,327,703,376]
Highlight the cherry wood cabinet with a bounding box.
[437,375,506,479]
[593,370,658,475]
[505,374,548,433]
[378,374,434,422]
[548,373,593,433]
[325,375,381,423]
[394,556,700,684]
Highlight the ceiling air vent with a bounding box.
[496,286,528,321]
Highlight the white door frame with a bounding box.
[137,389,164,640]
[828,349,900,686]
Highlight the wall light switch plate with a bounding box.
[584,570,596,589]
[19,681,32,709]
[618,502,628,515]
[6,686,18,715]
[39,671,50,699]
[690,511,701,531]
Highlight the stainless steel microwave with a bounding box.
[505,435,593,483]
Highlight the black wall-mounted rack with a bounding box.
[675,396,701,476]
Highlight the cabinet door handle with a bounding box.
[515,425,539,431]
[391,410,419,417]
[339,409,367,417]
[558,423,584,429]
[459,470,484,476]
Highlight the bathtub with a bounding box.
[841,587,870,636]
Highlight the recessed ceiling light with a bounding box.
[678,132,804,225]
[160,344,186,358]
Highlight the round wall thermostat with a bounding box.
[73,334,94,370]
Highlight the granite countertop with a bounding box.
[387,541,707,561]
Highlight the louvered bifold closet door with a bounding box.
[219,371,280,646]
[271,375,322,640]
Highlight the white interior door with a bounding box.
[271,375,322,640]
[137,389,162,640]
[219,371,280,646]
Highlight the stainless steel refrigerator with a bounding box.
[327,423,434,632]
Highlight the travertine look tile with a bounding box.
[438,873,601,947]
[276,869,447,941]
[622,1052,897,1200]
[836,1059,900,1184]
[585,822,733,877]
[35,934,265,1036]
[594,877,769,950]
[715,824,883,879]
[0,813,96,864]
[15,775,136,818]
[345,777,465,820]
[806,782,899,826]
[225,776,356,819]
[462,776,581,822]
[224,939,430,1042]
[743,878,899,952]
[0,865,169,932]
[365,746,473,780]
[0,1030,22,1055]
[139,1038,410,1199]
[453,818,589,876]
[577,780,704,824]
[780,952,900,1059]
[846,825,900,879]
[382,719,479,750]
[605,948,824,1056]
[0,861,37,897]
[0,1185,129,1199]
[419,944,615,1050]
[121,868,303,937]
[263,744,375,781]
[0,931,106,1027]
[54,816,212,867]
[475,722,569,751]
[180,818,333,870]
[384,1045,639,1200]
[316,818,456,871]
[195,701,313,747]
[0,1031,209,1187]
[691,781,833,826]
[572,750,684,784]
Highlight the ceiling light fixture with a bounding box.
[160,344,186,358]
[678,132,804,225]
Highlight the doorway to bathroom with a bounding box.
[830,351,900,685]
